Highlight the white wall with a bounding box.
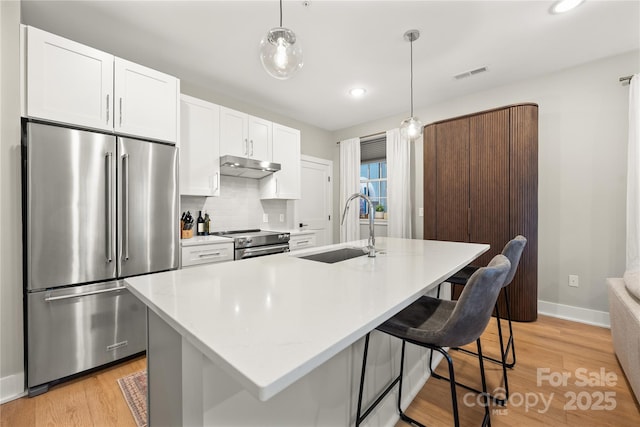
[0,0,25,403]
[332,50,639,315]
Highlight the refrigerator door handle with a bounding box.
[122,153,129,261]
[106,152,113,263]
[44,285,126,302]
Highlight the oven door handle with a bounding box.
[238,243,290,259]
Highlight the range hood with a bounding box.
[219,155,281,179]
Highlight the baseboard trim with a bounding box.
[538,300,610,328]
[0,371,26,404]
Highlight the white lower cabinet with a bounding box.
[288,231,317,252]
[181,240,234,267]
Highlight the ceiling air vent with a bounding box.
[454,66,488,80]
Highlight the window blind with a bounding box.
[360,135,386,162]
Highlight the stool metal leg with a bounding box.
[356,333,405,426]
[355,333,371,427]
[476,339,492,427]
[493,303,509,399]
[502,287,516,368]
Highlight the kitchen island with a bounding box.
[126,237,488,426]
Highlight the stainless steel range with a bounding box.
[214,229,290,260]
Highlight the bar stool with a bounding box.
[436,236,526,401]
[356,254,511,427]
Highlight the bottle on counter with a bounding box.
[204,212,211,235]
[197,210,205,236]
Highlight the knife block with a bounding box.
[181,228,193,239]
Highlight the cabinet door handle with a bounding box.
[296,240,309,245]
[214,172,219,191]
[250,139,254,156]
[119,97,123,127]
[244,138,248,155]
[106,94,110,124]
[198,252,221,258]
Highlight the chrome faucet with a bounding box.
[341,192,376,257]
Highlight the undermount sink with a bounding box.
[298,247,368,264]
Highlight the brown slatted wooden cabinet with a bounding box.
[424,104,538,321]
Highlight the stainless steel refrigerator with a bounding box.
[23,121,179,396]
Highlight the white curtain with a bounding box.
[625,73,640,287]
[340,137,361,242]
[387,128,413,238]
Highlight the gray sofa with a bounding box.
[607,274,640,403]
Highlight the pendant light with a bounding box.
[259,0,303,80]
[399,29,423,141]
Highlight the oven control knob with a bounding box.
[238,238,246,245]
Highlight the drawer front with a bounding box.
[289,234,317,251]
[27,282,145,388]
[181,243,234,267]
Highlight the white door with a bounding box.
[25,26,114,132]
[295,155,333,246]
[114,57,179,143]
[220,107,248,157]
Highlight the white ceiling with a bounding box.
[21,0,640,131]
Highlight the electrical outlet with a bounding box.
[418,208,424,217]
[279,214,285,222]
[263,213,269,223]
[568,275,579,287]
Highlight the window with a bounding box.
[359,134,387,219]
[360,160,387,218]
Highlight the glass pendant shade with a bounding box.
[260,27,303,80]
[400,116,423,140]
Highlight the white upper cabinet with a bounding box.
[114,58,179,143]
[24,25,114,132]
[22,26,179,143]
[248,116,271,160]
[260,123,301,200]
[220,107,272,160]
[179,95,220,197]
[219,107,248,157]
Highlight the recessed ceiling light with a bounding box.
[349,88,367,97]
[550,0,585,14]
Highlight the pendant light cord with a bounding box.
[280,0,283,27]
[410,37,414,117]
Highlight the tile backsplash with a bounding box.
[180,175,290,232]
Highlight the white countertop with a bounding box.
[180,235,234,247]
[286,229,316,235]
[125,237,488,401]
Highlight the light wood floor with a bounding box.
[398,315,640,426]
[0,356,145,427]
[1,315,638,426]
